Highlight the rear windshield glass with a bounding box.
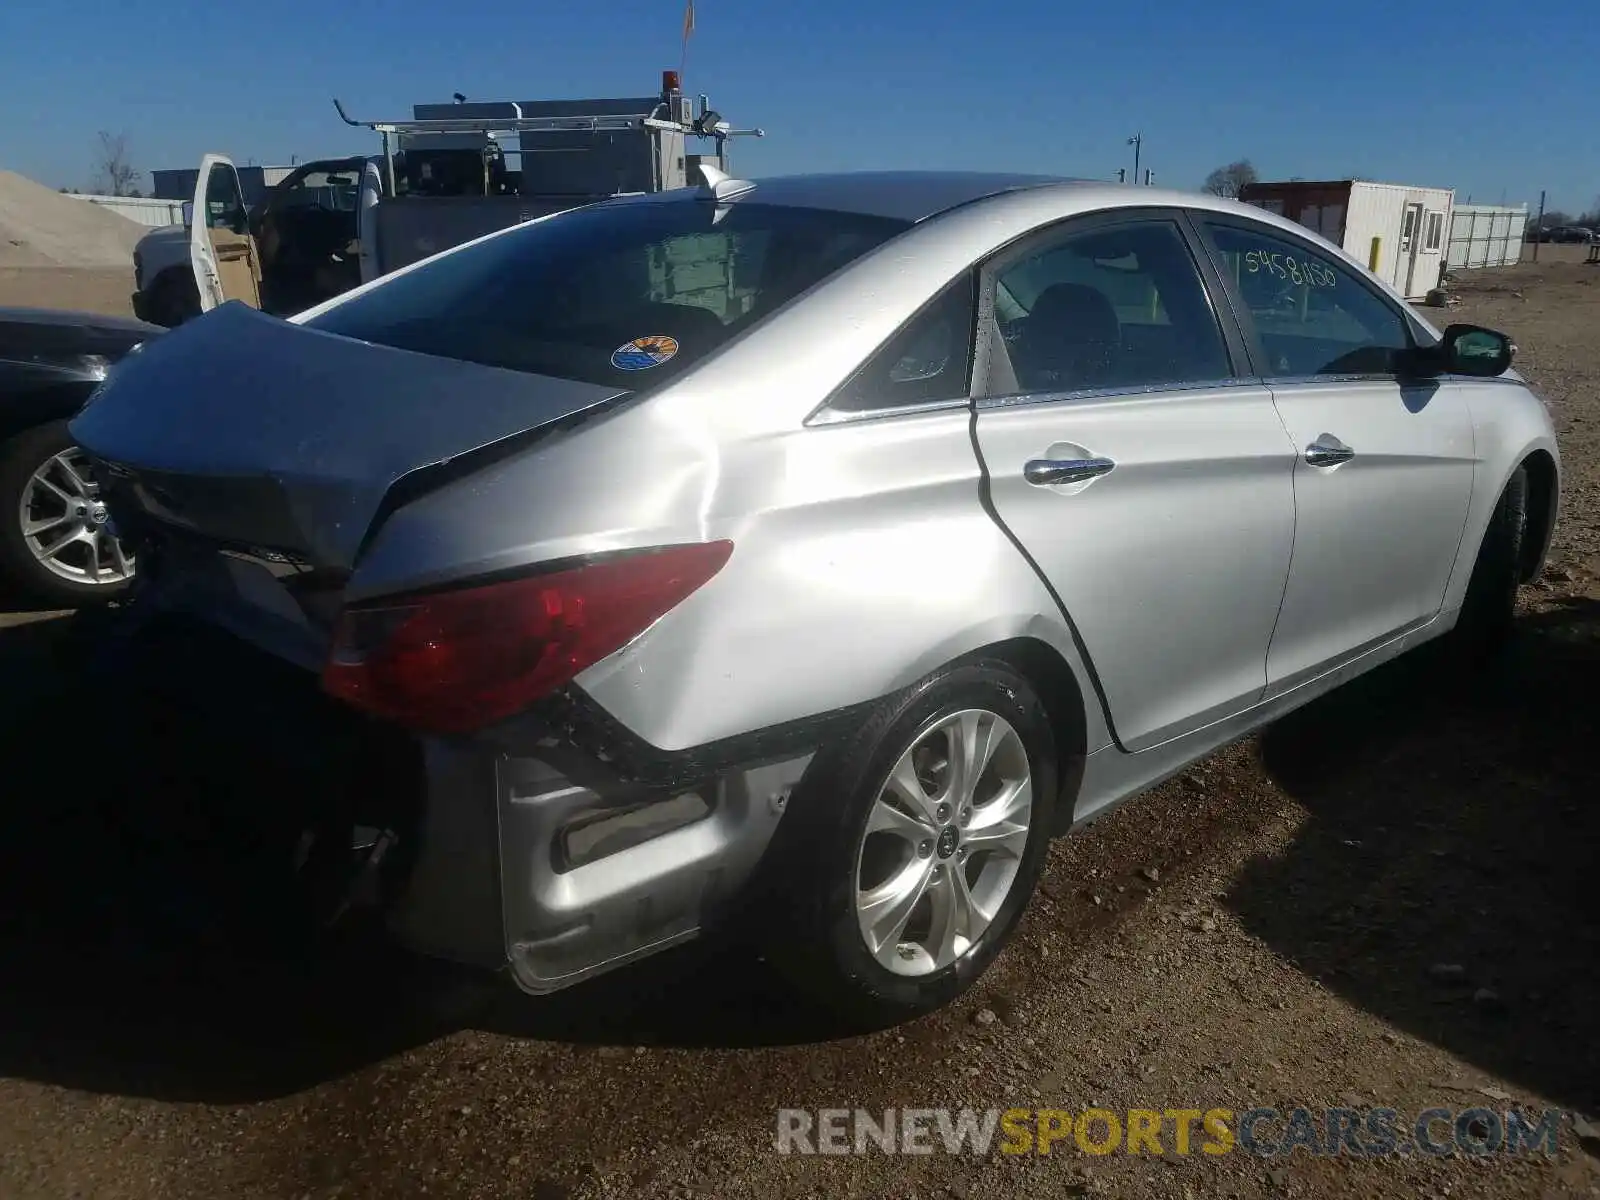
[304,200,911,386]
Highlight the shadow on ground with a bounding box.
[1235,597,1600,1115]
[7,601,1596,1109]
[0,612,840,1106]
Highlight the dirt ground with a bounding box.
[0,266,136,318]
[0,253,1597,1200]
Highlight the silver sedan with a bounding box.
[71,170,1560,1026]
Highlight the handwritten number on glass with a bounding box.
[1242,249,1336,289]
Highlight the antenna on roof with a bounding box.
[697,162,756,203]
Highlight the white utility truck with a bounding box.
[130,71,762,326]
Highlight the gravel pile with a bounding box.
[0,170,146,269]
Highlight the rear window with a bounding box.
[305,200,911,386]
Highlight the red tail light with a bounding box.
[321,541,733,735]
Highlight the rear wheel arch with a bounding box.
[0,383,95,443]
[953,636,1088,832]
[1518,449,1558,581]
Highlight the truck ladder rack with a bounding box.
[333,98,686,137]
[333,99,762,141]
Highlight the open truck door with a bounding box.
[189,154,263,312]
[357,158,383,285]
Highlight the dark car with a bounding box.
[1547,226,1596,244]
[0,308,160,605]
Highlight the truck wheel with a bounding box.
[0,420,137,607]
[767,660,1059,1028]
[146,269,201,328]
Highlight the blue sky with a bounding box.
[2,0,1596,213]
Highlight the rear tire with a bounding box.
[766,660,1058,1029]
[0,420,136,607]
[1445,464,1528,664]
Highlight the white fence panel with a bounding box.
[1446,204,1527,270]
[65,194,185,228]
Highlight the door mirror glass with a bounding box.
[181,200,194,228]
[1441,324,1514,377]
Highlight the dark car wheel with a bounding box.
[145,269,202,328]
[0,419,137,607]
[767,659,1059,1028]
[1444,464,1528,664]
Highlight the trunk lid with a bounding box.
[70,301,629,572]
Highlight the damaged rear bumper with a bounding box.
[97,589,819,996]
[399,724,812,994]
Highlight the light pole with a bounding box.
[1127,133,1142,185]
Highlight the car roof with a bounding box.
[626,170,1090,223]
[629,170,1325,229]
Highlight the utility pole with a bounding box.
[1127,133,1142,187]
[1532,189,1545,262]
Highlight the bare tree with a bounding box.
[92,130,142,197]
[1201,159,1259,199]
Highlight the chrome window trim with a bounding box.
[1258,372,1402,389]
[805,395,973,427]
[974,376,1260,413]
[1265,371,1526,391]
[1443,373,1527,388]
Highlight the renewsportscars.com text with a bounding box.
[775,1106,1563,1158]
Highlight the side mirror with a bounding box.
[1440,323,1515,377]
[181,200,194,228]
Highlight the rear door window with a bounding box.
[305,200,911,386]
[984,217,1234,395]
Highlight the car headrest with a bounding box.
[1026,283,1120,346]
[1014,283,1121,389]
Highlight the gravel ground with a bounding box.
[0,257,1597,1199]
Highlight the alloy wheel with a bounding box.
[853,708,1033,977]
[19,447,135,587]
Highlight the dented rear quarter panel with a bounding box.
[352,388,1111,756]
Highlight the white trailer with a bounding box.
[1239,179,1455,300]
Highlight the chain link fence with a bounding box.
[1445,204,1528,270]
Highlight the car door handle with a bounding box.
[1304,442,1355,467]
[1024,457,1116,486]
